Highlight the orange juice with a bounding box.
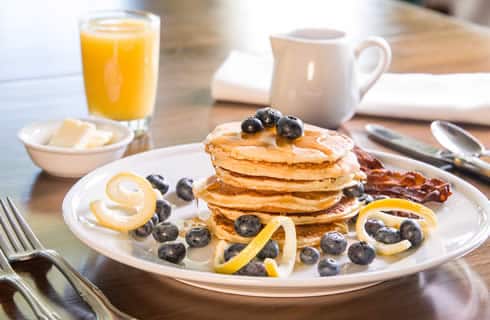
[80,12,159,123]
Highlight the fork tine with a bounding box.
[0,241,14,271]
[0,230,15,258]
[0,198,32,251]
[7,197,43,250]
[0,200,24,252]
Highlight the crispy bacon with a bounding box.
[353,146,451,203]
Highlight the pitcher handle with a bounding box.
[355,36,392,99]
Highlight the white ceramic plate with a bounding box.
[62,143,489,297]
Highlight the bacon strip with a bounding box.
[353,147,451,203]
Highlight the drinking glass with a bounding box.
[79,10,160,136]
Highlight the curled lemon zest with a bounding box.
[90,172,156,232]
[214,216,296,277]
[355,198,437,256]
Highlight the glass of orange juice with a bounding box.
[79,10,160,136]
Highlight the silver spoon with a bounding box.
[431,120,490,178]
[431,121,490,157]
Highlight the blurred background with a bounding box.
[2,0,489,82]
[422,0,490,26]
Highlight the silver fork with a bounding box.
[0,197,136,320]
[0,236,59,320]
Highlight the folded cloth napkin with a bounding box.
[211,51,490,126]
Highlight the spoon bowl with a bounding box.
[431,121,488,156]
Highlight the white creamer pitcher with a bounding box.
[270,28,391,128]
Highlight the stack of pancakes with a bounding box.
[194,122,365,248]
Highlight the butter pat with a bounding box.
[49,119,113,149]
[86,130,113,148]
[49,119,96,149]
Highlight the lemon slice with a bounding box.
[90,172,156,232]
[355,198,437,256]
[214,216,296,277]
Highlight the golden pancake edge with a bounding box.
[193,176,344,213]
[205,122,354,164]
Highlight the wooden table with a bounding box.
[1,0,489,319]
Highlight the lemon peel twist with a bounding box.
[90,172,156,232]
[214,216,296,277]
[356,198,437,255]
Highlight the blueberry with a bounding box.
[365,219,385,237]
[375,227,401,244]
[224,243,247,262]
[146,174,169,195]
[130,220,154,240]
[400,220,424,247]
[318,258,340,277]
[151,214,159,226]
[235,261,267,277]
[155,199,172,222]
[348,241,376,265]
[158,242,186,264]
[254,107,282,128]
[185,227,211,248]
[241,117,264,134]
[358,194,374,204]
[234,215,262,237]
[320,231,347,255]
[176,177,194,201]
[152,222,179,243]
[276,116,304,140]
[257,240,279,260]
[343,183,365,198]
[299,246,320,265]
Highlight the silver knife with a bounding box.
[365,124,490,181]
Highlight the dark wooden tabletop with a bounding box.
[0,0,489,319]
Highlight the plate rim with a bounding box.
[62,143,490,288]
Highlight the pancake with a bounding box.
[215,166,366,192]
[193,176,343,213]
[207,211,349,248]
[205,122,354,164]
[207,196,360,225]
[210,149,360,181]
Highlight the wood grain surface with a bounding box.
[0,0,489,319]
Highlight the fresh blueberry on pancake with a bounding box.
[254,107,282,128]
[359,194,374,204]
[155,199,172,222]
[343,182,365,198]
[152,222,179,243]
[158,242,186,264]
[234,215,262,237]
[241,116,264,134]
[348,241,376,265]
[185,227,212,248]
[224,243,247,262]
[257,239,279,260]
[364,218,385,237]
[400,220,424,246]
[375,227,401,244]
[151,214,159,226]
[276,115,304,139]
[235,261,267,277]
[318,258,340,276]
[146,174,169,195]
[176,177,194,201]
[130,220,154,240]
[320,231,347,255]
[300,247,320,265]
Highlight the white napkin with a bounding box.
[211,51,490,126]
